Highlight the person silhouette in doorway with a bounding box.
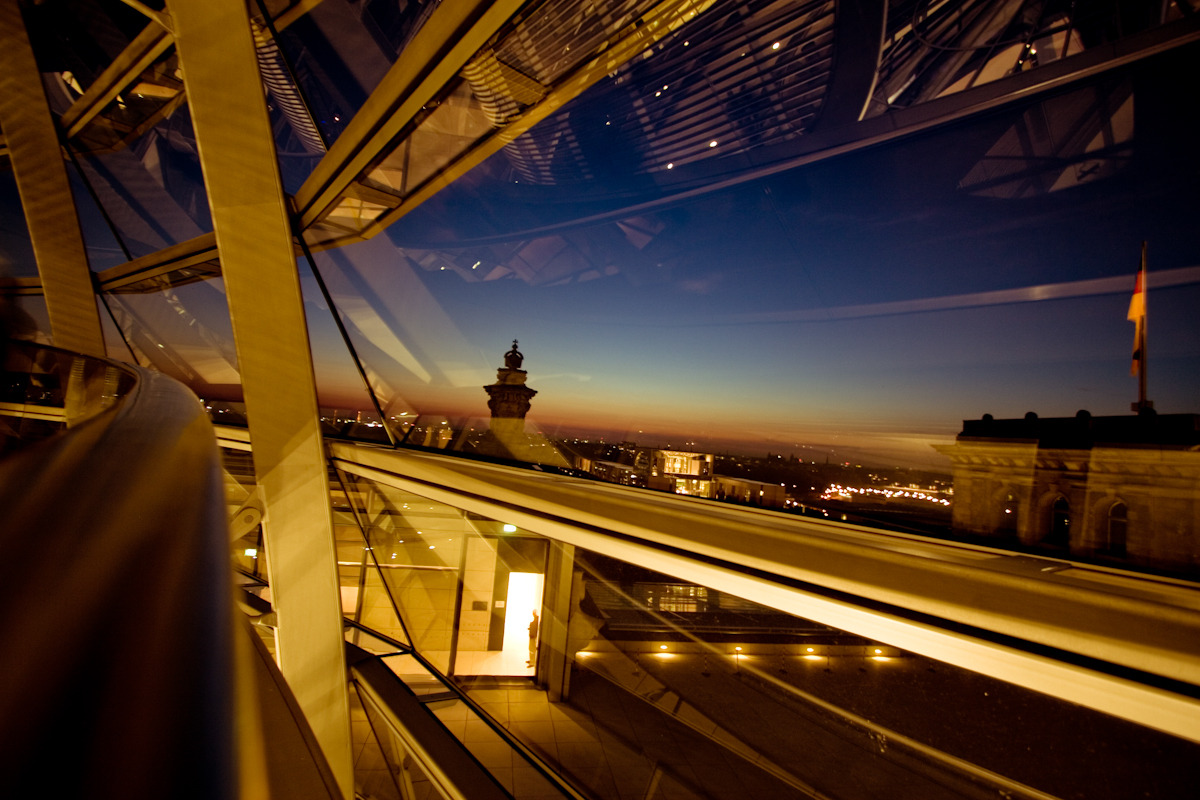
[527,610,539,668]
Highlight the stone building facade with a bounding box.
[936,412,1200,572]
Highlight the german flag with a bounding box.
[1127,244,1146,376]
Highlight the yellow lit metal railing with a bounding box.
[347,637,587,800]
[325,438,1200,748]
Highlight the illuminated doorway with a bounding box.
[504,572,544,671]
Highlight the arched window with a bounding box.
[1044,497,1070,548]
[1104,502,1128,557]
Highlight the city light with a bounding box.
[820,483,951,506]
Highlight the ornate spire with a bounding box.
[504,339,524,370]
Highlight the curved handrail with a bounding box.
[0,348,339,799]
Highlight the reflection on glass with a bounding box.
[106,280,239,396]
[867,0,1181,117]
[537,547,1198,800]
[0,341,135,455]
[335,479,1199,800]
[338,471,551,678]
[354,682,431,800]
[69,109,212,259]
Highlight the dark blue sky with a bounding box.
[337,57,1200,465]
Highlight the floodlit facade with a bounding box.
[3,1,1200,799]
[937,411,1200,571]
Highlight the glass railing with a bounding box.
[347,625,581,800]
[328,447,1200,800]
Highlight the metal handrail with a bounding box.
[0,346,340,799]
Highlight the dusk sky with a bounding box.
[4,12,1198,470]
[296,62,1200,467]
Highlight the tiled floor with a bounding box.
[405,681,568,799]
[450,646,535,677]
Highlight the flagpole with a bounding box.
[1139,241,1147,410]
[1132,240,1151,413]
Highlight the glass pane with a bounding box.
[25,2,152,97]
[336,488,1197,800]
[0,171,38,278]
[867,0,1186,117]
[539,547,1200,800]
[273,0,442,149]
[69,109,212,259]
[64,49,185,160]
[352,685,406,800]
[105,279,240,398]
[311,32,1200,578]
[338,473,469,675]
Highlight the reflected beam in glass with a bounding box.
[336,469,415,648]
[306,0,719,248]
[57,26,186,158]
[350,684,405,800]
[350,645,513,800]
[294,0,527,232]
[296,232,396,445]
[58,22,173,142]
[815,0,885,129]
[0,3,105,357]
[94,232,220,293]
[351,639,583,799]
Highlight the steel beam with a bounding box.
[0,1,105,356]
[293,0,527,230]
[96,231,219,291]
[59,22,174,142]
[164,0,352,794]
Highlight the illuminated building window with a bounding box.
[638,583,709,612]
